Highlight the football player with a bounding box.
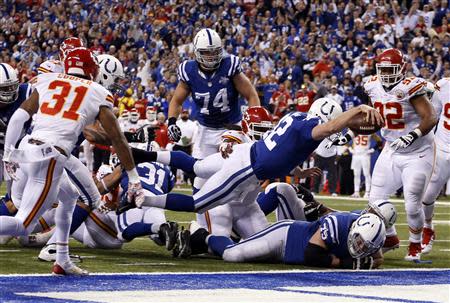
[39,157,177,261]
[420,77,450,254]
[167,28,260,229]
[2,48,144,275]
[349,133,381,198]
[132,98,382,221]
[331,49,437,261]
[0,63,33,190]
[38,37,84,74]
[185,212,386,270]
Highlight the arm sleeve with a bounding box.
[4,108,30,152]
[304,243,333,268]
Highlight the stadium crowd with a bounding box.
[0,0,449,193]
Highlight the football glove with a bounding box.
[3,149,19,181]
[168,117,181,142]
[303,201,324,222]
[353,256,374,270]
[325,131,354,149]
[219,142,234,159]
[127,181,145,208]
[390,129,421,151]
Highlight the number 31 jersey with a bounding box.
[364,76,433,152]
[30,73,114,155]
[177,55,242,128]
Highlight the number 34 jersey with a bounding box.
[30,73,114,155]
[364,75,433,152]
[177,55,242,128]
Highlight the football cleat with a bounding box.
[52,261,88,276]
[351,192,361,198]
[421,227,435,255]
[382,235,400,253]
[159,222,179,251]
[172,227,191,258]
[404,242,422,261]
[363,192,370,199]
[38,244,81,262]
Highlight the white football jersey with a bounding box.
[352,134,371,155]
[38,60,64,74]
[121,120,146,133]
[432,78,450,152]
[364,75,434,152]
[221,129,252,144]
[30,73,114,155]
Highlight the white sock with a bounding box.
[55,200,76,265]
[141,194,167,208]
[0,216,27,236]
[156,152,171,165]
[422,201,435,228]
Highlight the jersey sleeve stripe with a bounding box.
[177,64,184,82]
[37,67,51,73]
[222,135,243,144]
[232,56,240,75]
[330,215,339,244]
[106,95,115,104]
[228,56,236,76]
[182,62,190,81]
[408,82,425,96]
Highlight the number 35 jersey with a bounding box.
[177,55,242,128]
[30,73,114,155]
[364,76,434,152]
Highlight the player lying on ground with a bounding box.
[182,212,386,270]
[38,161,178,261]
[2,47,144,275]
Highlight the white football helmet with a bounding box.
[95,54,125,94]
[0,63,19,104]
[347,213,386,258]
[307,97,343,123]
[363,200,397,229]
[193,28,223,71]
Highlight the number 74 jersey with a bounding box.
[30,73,114,155]
[364,75,434,152]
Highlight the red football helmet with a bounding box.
[376,48,407,87]
[241,106,273,141]
[64,47,99,80]
[59,37,84,61]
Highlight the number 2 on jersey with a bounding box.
[264,115,294,150]
[40,80,88,121]
[373,101,405,129]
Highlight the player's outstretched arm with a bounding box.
[83,122,111,146]
[233,73,260,107]
[311,105,383,141]
[95,166,122,194]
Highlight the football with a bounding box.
[348,111,382,135]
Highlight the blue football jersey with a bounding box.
[250,112,321,180]
[318,212,359,259]
[177,55,242,128]
[0,83,32,151]
[120,162,175,196]
[283,212,359,264]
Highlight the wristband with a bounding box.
[126,168,140,183]
[412,128,422,138]
[168,117,177,126]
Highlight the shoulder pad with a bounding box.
[177,60,194,83]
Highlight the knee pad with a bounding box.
[405,200,422,216]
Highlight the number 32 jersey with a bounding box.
[177,55,242,128]
[30,73,114,155]
[364,76,433,152]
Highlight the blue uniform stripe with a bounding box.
[374,220,382,242]
[330,216,339,244]
[123,211,128,227]
[0,64,10,80]
[195,165,252,204]
[196,169,254,212]
[206,29,213,46]
[117,214,124,232]
[277,193,295,219]
[65,169,93,207]
[234,221,293,246]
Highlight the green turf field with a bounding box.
[0,185,449,274]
